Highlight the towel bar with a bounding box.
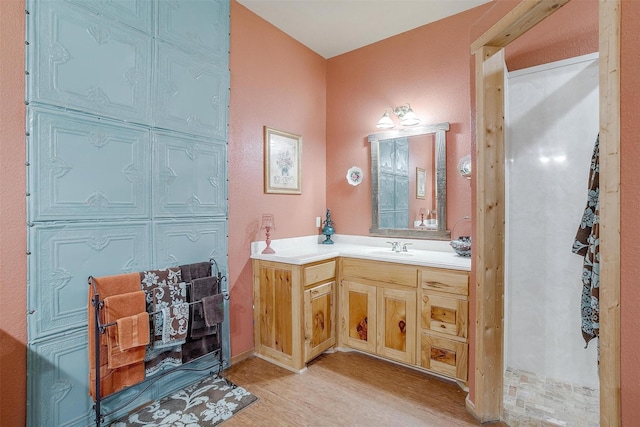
[88,259,229,426]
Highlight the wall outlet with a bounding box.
[315,216,321,227]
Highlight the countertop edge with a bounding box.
[250,243,471,272]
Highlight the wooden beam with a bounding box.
[471,0,622,424]
[471,0,571,53]
[599,0,621,426]
[473,45,505,423]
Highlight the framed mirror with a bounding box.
[368,123,450,240]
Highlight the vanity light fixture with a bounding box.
[376,104,421,129]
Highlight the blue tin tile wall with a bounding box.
[152,132,227,218]
[25,1,230,425]
[153,41,229,138]
[27,1,153,124]
[28,108,152,222]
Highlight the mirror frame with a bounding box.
[368,122,450,240]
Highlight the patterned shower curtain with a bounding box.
[572,134,600,355]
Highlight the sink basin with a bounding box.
[366,250,413,257]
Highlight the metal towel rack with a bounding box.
[89,258,229,426]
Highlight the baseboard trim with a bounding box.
[253,353,307,374]
[229,348,255,366]
[465,395,476,416]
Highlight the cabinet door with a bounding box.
[342,280,377,353]
[377,287,416,364]
[254,263,295,359]
[304,281,335,362]
[421,293,468,339]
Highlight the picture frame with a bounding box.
[264,126,302,194]
[416,167,426,199]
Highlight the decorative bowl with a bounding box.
[450,236,471,257]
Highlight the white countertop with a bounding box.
[250,234,471,271]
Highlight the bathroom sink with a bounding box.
[366,250,413,257]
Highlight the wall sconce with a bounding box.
[457,154,471,180]
[376,104,421,129]
[260,213,276,254]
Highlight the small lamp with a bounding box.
[418,208,428,227]
[260,214,276,254]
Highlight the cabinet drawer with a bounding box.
[342,258,417,288]
[420,333,468,381]
[304,260,336,286]
[420,268,468,295]
[421,293,467,339]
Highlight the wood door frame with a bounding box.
[470,0,620,424]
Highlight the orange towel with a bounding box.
[88,273,146,400]
[104,291,147,369]
[116,312,150,351]
[89,362,145,400]
[90,272,143,347]
[93,272,143,298]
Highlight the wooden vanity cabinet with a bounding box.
[253,259,336,371]
[253,255,469,384]
[418,267,469,382]
[340,258,417,365]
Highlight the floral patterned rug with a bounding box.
[111,376,257,426]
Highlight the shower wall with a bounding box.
[505,53,599,389]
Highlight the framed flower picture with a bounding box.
[264,126,302,194]
[416,167,426,199]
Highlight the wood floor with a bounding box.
[223,350,507,426]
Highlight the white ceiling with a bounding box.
[236,0,492,59]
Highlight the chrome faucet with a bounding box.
[402,243,412,252]
[387,241,401,252]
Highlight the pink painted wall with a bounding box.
[228,1,327,356]
[0,1,27,425]
[325,8,482,236]
[620,1,640,421]
[408,134,436,227]
[2,0,639,423]
[469,0,599,72]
